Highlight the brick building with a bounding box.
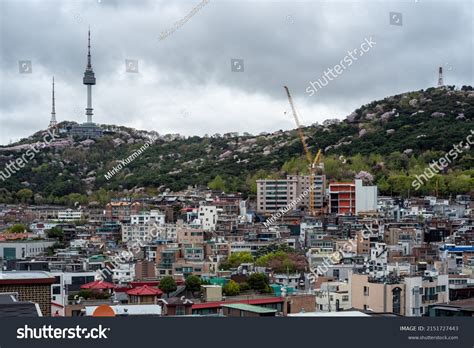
[0,272,55,316]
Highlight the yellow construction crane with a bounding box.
[284,86,323,216]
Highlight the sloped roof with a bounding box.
[80,280,115,290]
[126,285,163,296]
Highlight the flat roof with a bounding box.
[288,311,370,317]
[85,305,162,316]
[221,303,277,314]
[0,272,55,285]
[192,297,283,310]
[0,272,54,280]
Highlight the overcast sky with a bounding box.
[0,0,472,145]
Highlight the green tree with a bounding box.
[281,156,308,174]
[16,188,33,203]
[219,252,254,270]
[185,275,201,294]
[8,224,29,233]
[159,276,177,296]
[46,226,64,241]
[208,175,227,191]
[247,273,270,293]
[376,177,390,194]
[446,174,472,194]
[223,280,240,296]
[256,251,308,273]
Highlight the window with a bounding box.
[392,287,402,315]
[363,286,369,296]
[52,286,61,295]
[175,306,185,316]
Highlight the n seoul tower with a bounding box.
[83,28,96,123]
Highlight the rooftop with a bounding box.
[0,271,55,282]
[126,285,163,296]
[221,303,277,314]
[288,311,370,317]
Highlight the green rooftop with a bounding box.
[221,303,277,314]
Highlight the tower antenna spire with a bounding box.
[49,76,57,128]
[87,27,92,69]
[438,66,444,87]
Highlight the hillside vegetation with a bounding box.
[0,85,473,205]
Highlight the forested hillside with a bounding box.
[0,85,472,205]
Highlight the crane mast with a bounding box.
[284,86,322,216]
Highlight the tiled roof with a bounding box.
[126,285,163,296]
[81,280,115,290]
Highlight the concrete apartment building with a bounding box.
[104,201,143,222]
[350,273,406,315]
[130,210,165,225]
[57,209,83,222]
[350,273,449,316]
[197,205,218,231]
[121,222,155,242]
[135,260,156,281]
[177,226,204,244]
[404,274,449,316]
[329,182,355,215]
[50,271,97,316]
[256,175,326,214]
[316,281,351,312]
[384,227,423,245]
[121,211,167,243]
[0,240,56,260]
[300,218,325,247]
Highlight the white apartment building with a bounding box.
[404,274,449,317]
[57,209,83,222]
[369,242,388,277]
[112,263,135,284]
[198,205,218,231]
[0,240,56,260]
[50,271,97,316]
[316,281,351,312]
[121,221,177,243]
[130,210,165,225]
[273,273,301,289]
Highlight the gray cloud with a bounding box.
[0,0,472,145]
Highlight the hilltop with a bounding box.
[0,85,473,205]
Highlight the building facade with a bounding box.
[257,175,326,214]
